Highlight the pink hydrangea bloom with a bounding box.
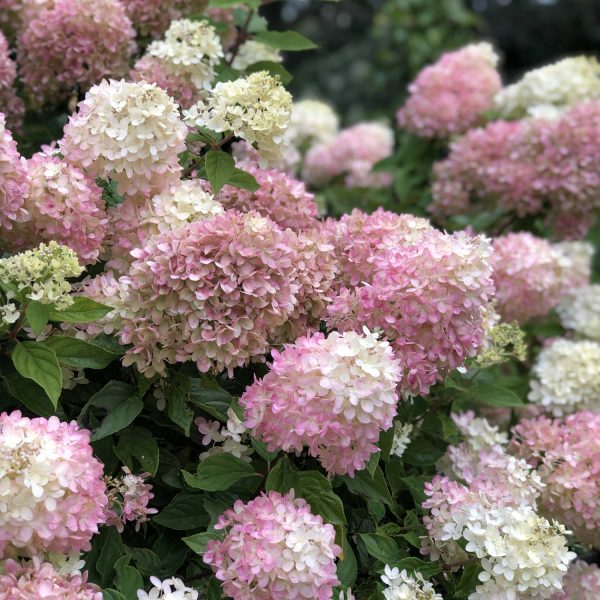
[321,208,433,288]
[61,80,188,199]
[204,491,341,600]
[327,228,494,395]
[17,0,135,107]
[0,114,28,232]
[510,412,600,548]
[121,0,196,38]
[130,55,199,109]
[431,101,600,238]
[303,122,394,188]
[490,233,590,324]
[0,32,23,130]
[106,467,157,532]
[85,211,335,377]
[4,152,108,264]
[216,160,319,231]
[397,43,501,138]
[0,411,108,557]
[553,561,600,600]
[241,329,402,476]
[0,558,102,600]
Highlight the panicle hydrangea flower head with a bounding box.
[144,19,223,92]
[106,467,157,532]
[303,122,394,188]
[17,0,135,107]
[327,228,494,396]
[321,208,433,288]
[431,102,600,238]
[137,576,198,600]
[381,565,442,600]
[231,139,301,175]
[104,179,223,271]
[184,71,292,165]
[390,422,413,459]
[0,558,102,600]
[397,42,501,138]
[0,242,82,310]
[557,284,600,340]
[528,339,600,415]
[241,329,402,476]
[552,560,600,600]
[216,160,319,231]
[87,211,308,377]
[0,411,108,557]
[230,40,282,70]
[4,152,108,264]
[286,99,339,150]
[0,114,28,231]
[0,32,23,130]
[490,233,589,324]
[511,412,600,547]
[494,56,600,119]
[204,490,341,600]
[61,80,188,199]
[422,476,576,598]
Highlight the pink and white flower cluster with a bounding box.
[431,101,600,239]
[0,32,23,129]
[241,329,402,476]
[303,122,394,188]
[204,491,341,600]
[552,560,600,600]
[397,43,501,138]
[121,0,197,38]
[17,0,135,106]
[0,114,28,232]
[326,211,494,395]
[106,467,157,532]
[511,412,600,548]
[0,411,108,557]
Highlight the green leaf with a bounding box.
[189,126,223,146]
[182,454,258,491]
[470,383,524,407]
[42,336,117,369]
[254,30,317,51]
[3,373,56,416]
[167,392,194,436]
[114,427,160,476]
[183,532,222,555]
[366,452,380,477]
[337,537,357,588]
[25,301,50,336]
[455,563,484,599]
[188,377,232,421]
[96,177,124,208]
[394,557,441,580]
[205,150,235,194]
[89,381,136,410]
[251,438,280,462]
[245,61,293,85]
[115,556,143,600]
[359,533,403,564]
[340,466,393,506]
[49,297,113,323]
[400,475,430,504]
[226,167,261,192]
[90,395,143,441]
[103,591,127,600]
[403,437,446,467]
[11,341,62,406]
[209,0,260,7]
[154,492,209,530]
[129,548,162,577]
[97,528,124,588]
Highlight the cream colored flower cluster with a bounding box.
[61,79,188,198]
[557,284,600,341]
[184,71,292,165]
[0,241,82,311]
[286,99,339,150]
[528,338,600,415]
[381,566,442,600]
[494,56,600,119]
[231,40,282,70]
[147,19,223,91]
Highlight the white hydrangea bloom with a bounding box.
[61,79,188,198]
[0,242,82,310]
[46,552,86,576]
[231,40,282,71]
[554,240,594,283]
[197,410,253,464]
[148,19,223,91]
[184,71,292,165]
[137,576,198,600]
[381,566,442,600]
[494,56,600,119]
[0,302,19,326]
[529,338,600,415]
[285,99,339,149]
[453,412,508,452]
[390,422,413,458]
[557,284,600,340]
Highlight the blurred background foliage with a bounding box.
[264,0,600,123]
